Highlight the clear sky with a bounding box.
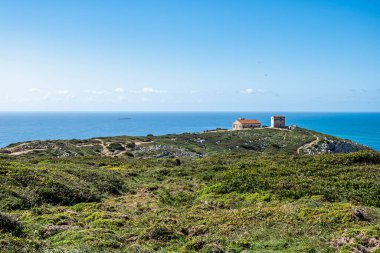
[0,0,379,111]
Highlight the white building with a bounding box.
[232,118,261,130]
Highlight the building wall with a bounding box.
[232,121,243,130]
[242,123,261,128]
[271,116,286,128]
[232,121,261,130]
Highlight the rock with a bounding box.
[124,236,138,242]
[299,138,365,155]
[120,214,130,220]
[352,207,368,221]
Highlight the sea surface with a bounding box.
[0,112,379,151]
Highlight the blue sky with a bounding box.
[0,0,379,111]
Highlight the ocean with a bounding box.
[0,112,379,151]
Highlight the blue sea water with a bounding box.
[0,112,379,151]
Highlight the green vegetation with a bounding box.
[0,160,126,210]
[0,128,379,252]
[209,152,380,206]
[1,128,368,159]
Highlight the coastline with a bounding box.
[1,112,380,151]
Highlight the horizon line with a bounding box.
[0,111,380,113]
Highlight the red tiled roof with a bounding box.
[237,119,260,124]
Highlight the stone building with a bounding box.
[232,118,261,130]
[271,116,286,128]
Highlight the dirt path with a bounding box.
[75,144,97,147]
[93,139,132,157]
[4,139,154,157]
[113,141,153,157]
[9,148,47,156]
[134,141,154,146]
[115,149,129,157]
[94,139,112,156]
[297,134,320,154]
[2,141,50,156]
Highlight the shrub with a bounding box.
[0,212,23,236]
[158,189,195,206]
[209,153,380,206]
[145,226,176,241]
[0,162,126,209]
[107,143,125,152]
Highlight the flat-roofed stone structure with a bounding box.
[271,116,286,128]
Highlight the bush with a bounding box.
[0,162,126,209]
[209,153,380,206]
[158,189,195,206]
[0,212,23,236]
[107,143,125,152]
[145,226,176,241]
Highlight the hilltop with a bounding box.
[0,128,379,253]
[0,127,369,158]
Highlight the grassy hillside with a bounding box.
[0,128,379,252]
[0,128,369,158]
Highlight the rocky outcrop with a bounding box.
[298,137,367,155]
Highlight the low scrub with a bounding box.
[208,152,380,207]
[0,148,379,252]
[0,212,23,236]
[0,161,126,209]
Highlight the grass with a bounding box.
[1,128,368,159]
[0,160,127,210]
[0,129,378,252]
